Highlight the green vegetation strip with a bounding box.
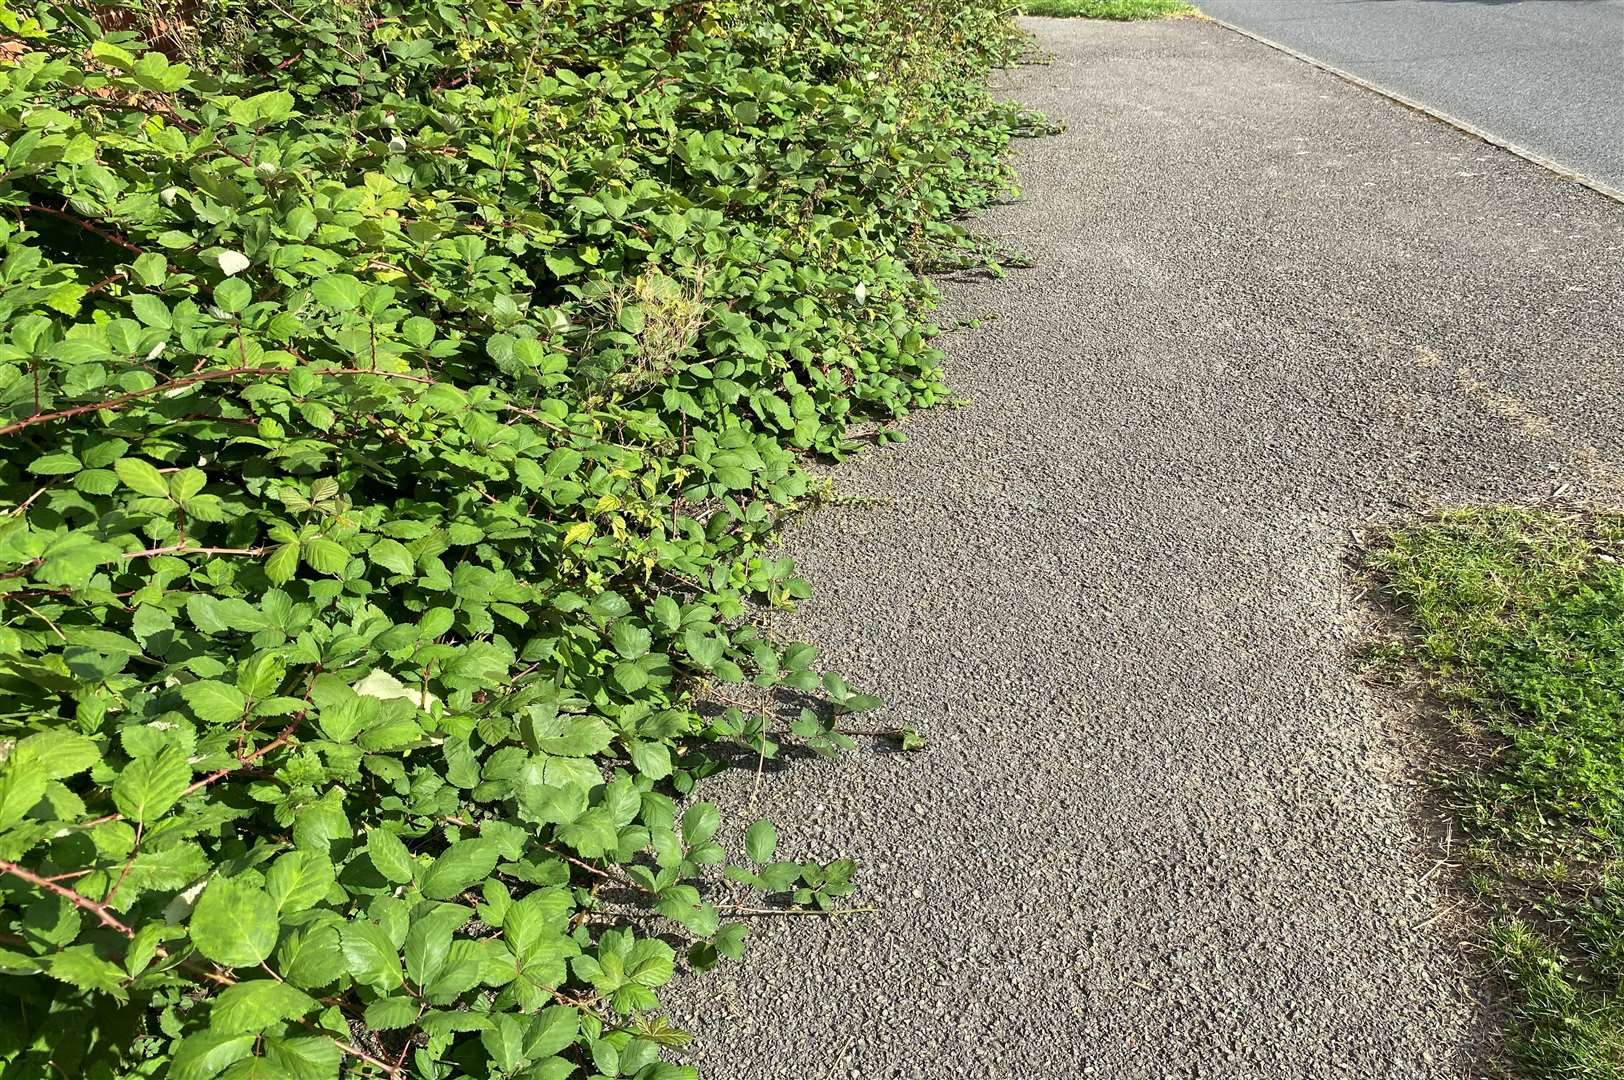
[0,0,1038,1076]
[1368,508,1624,1078]
[1021,0,1192,20]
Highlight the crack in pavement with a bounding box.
[666,17,1624,1079]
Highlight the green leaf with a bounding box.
[279,925,344,990]
[265,543,300,584]
[181,679,247,723]
[228,90,296,128]
[525,1005,580,1058]
[190,877,279,968]
[19,730,98,779]
[682,803,719,846]
[301,536,349,575]
[625,937,675,987]
[683,627,724,670]
[482,1013,527,1072]
[420,939,484,1002]
[610,622,651,659]
[713,922,748,960]
[340,918,402,992]
[364,996,419,1029]
[310,274,362,310]
[88,40,137,70]
[744,818,777,864]
[0,750,46,830]
[209,979,317,1033]
[215,278,251,313]
[612,660,649,693]
[419,839,499,900]
[365,828,416,884]
[556,807,620,859]
[626,740,671,780]
[367,537,415,576]
[170,1031,257,1080]
[526,714,613,757]
[113,457,170,499]
[261,1037,342,1080]
[131,254,169,289]
[28,450,80,475]
[169,467,207,503]
[265,851,335,913]
[111,744,191,823]
[43,944,127,1001]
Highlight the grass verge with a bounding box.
[1366,507,1624,1078]
[1021,0,1192,19]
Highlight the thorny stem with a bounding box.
[0,858,137,937]
[76,718,301,831]
[21,203,144,253]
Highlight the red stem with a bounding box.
[0,859,134,937]
[22,204,144,254]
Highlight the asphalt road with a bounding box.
[1197,0,1624,192]
[666,16,1624,1079]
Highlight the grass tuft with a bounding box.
[1367,507,1624,1078]
[1021,0,1192,19]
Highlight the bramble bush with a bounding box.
[0,0,1036,1076]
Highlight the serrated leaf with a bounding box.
[260,1037,342,1080]
[265,542,300,583]
[279,924,344,990]
[191,877,279,968]
[525,714,613,757]
[0,750,46,830]
[113,457,170,498]
[744,818,777,864]
[28,450,80,475]
[216,250,252,276]
[111,744,191,823]
[367,537,415,576]
[365,828,415,884]
[43,944,127,1001]
[364,996,419,1030]
[265,850,335,913]
[683,627,723,670]
[682,802,720,846]
[610,622,651,659]
[170,1031,257,1080]
[420,840,499,900]
[215,278,251,313]
[301,537,349,575]
[209,979,316,1033]
[19,730,98,779]
[340,918,402,992]
[181,679,247,723]
[525,1005,580,1058]
[556,807,620,859]
[310,274,362,310]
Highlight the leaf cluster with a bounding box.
[0,0,1032,1075]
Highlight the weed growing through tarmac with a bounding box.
[1366,507,1624,1078]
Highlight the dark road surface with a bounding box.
[1197,0,1624,192]
[668,15,1624,1078]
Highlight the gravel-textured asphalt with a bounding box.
[666,17,1624,1079]
[1197,0,1624,191]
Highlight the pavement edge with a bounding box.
[1196,12,1624,208]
